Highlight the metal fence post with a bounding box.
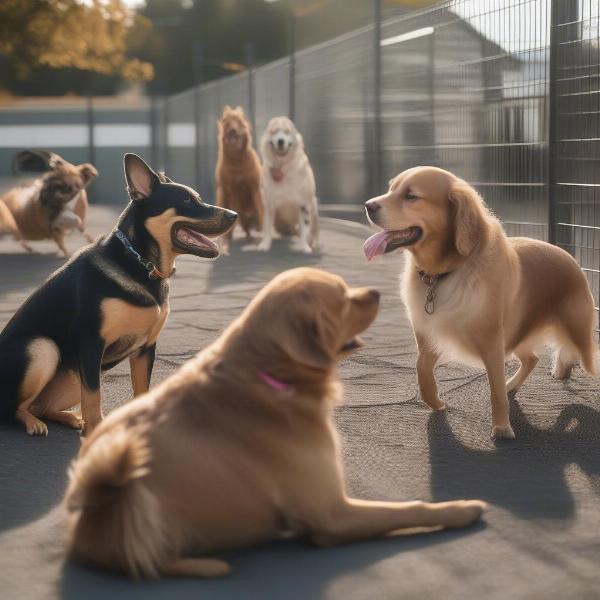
[288,8,296,121]
[245,43,256,136]
[547,0,559,245]
[373,0,383,196]
[163,96,170,175]
[193,42,204,191]
[86,73,95,201]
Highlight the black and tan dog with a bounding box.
[0,154,236,437]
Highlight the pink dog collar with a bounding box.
[258,370,291,392]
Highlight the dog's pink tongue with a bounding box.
[363,231,390,261]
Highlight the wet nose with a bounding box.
[277,139,285,148]
[365,200,380,218]
[368,289,380,302]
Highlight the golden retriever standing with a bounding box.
[215,106,263,253]
[258,116,319,254]
[65,267,485,579]
[1,151,97,257]
[364,166,598,440]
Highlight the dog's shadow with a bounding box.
[0,424,80,532]
[60,523,485,599]
[205,236,322,291]
[428,398,600,519]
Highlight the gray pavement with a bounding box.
[0,206,599,600]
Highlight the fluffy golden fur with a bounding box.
[1,156,97,256]
[365,166,598,440]
[65,267,485,579]
[215,106,263,252]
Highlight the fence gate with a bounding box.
[549,0,600,335]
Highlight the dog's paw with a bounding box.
[64,413,85,430]
[299,243,312,254]
[491,424,515,440]
[26,417,48,437]
[443,500,487,528]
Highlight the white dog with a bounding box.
[258,116,319,253]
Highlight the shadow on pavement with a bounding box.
[428,399,600,519]
[205,237,322,292]
[60,523,486,600]
[0,252,63,297]
[0,423,80,532]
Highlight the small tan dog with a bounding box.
[65,267,485,579]
[364,166,598,440]
[215,106,263,252]
[1,151,97,256]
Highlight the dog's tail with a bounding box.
[65,427,231,579]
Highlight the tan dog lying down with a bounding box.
[65,267,485,579]
[364,166,598,440]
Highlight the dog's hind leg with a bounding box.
[506,350,539,392]
[160,558,231,578]
[15,338,60,436]
[555,296,598,377]
[308,196,320,251]
[552,346,577,380]
[31,369,83,430]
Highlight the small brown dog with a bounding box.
[215,106,263,252]
[364,166,598,440]
[1,151,98,256]
[65,267,485,579]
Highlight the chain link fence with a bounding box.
[0,0,597,331]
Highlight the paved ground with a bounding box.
[0,205,599,600]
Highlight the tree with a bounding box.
[0,0,153,82]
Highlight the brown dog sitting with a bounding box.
[65,267,485,579]
[1,151,98,257]
[215,106,263,253]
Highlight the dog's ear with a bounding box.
[276,293,337,370]
[78,163,98,185]
[222,105,232,117]
[12,150,65,174]
[124,154,160,201]
[449,180,487,256]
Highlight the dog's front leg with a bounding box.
[415,333,443,410]
[129,344,156,397]
[298,205,312,254]
[309,497,486,547]
[79,338,104,436]
[476,338,514,440]
[257,196,273,251]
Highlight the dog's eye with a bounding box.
[405,191,418,201]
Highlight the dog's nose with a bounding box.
[277,139,285,148]
[365,201,380,217]
[368,289,380,302]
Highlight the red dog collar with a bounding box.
[270,167,284,183]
